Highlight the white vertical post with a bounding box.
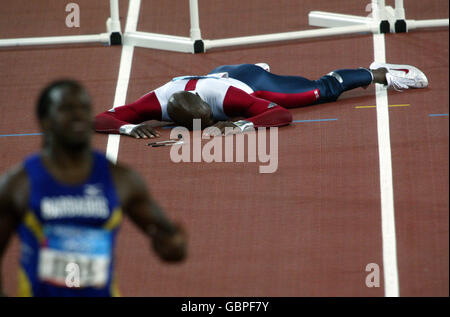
[109,0,121,32]
[189,0,202,40]
[373,0,386,21]
[395,0,405,20]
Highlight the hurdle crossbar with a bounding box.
[0,0,122,48]
[309,0,448,34]
[202,23,379,51]
[1,0,447,52]
[124,0,449,53]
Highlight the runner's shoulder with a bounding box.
[108,161,148,199]
[0,163,28,193]
[0,163,30,216]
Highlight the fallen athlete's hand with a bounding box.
[202,121,239,137]
[129,123,160,139]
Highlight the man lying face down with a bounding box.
[94,62,427,138]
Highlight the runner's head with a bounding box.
[167,91,215,130]
[37,80,93,149]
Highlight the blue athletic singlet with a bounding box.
[18,151,122,297]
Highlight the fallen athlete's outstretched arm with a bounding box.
[0,166,28,296]
[95,92,161,139]
[110,162,187,262]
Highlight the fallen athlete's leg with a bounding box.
[315,68,376,103]
[210,63,427,108]
[317,61,429,102]
[210,64,376,108]
[210,64,325,107]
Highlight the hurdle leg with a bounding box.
[189,0,204,53]
[107,0,123,45]
[394,0,407,32]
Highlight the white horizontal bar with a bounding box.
[124,31,194,53]
[309,11,372,28]
[0,33,110,48]
[204,23,378,51]
[407,19,449,30]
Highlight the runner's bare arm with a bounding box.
[0,166,29,296]
[110,162,187,262]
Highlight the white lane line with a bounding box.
[105,0,141,163]
[372,32,400,297]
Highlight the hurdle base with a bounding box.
[203,23,377,51]
[308,10,392,33]
[308,11,373,28]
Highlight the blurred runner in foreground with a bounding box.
[0,80,187,297]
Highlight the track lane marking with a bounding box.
[429,113,449,117]
[373,32,400,297]
[292,118,338,123]
[0,133,43,138]
[105,0,141,164]
[355,104,410,109]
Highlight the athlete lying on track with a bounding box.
[94,62,428,138]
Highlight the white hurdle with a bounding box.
[204,0,449,51]
[309,0,448,34]
[0,0,122,48]
[124,0,203,53]
[124,0,449,53]
[1,1,448,52]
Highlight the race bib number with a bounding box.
[38,225,112,288]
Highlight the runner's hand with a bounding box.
[152,222,187,262]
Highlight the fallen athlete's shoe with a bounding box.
[369,62,428,91]
[255,63,271,72]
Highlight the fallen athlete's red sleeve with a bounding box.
[94,92,162,133]
[223,86,293,127]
